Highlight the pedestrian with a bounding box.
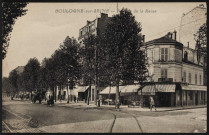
[149,96,157,111]
[74,96,76,103]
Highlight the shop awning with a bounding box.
[181,84,207,91]
[155,84,176,92]
[138,85,155,95]
[138,84,176,95]
[121,85,140,93]
[99,86,126,94]
[71,86,89,96]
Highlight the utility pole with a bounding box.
[94,44,98,106]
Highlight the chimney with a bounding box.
[142,35,145,42]
[166,32,171,38]
[199,4,204,8]
[170,33,173,39]
[87,20,91,25]
[173,30,177,40]
[187,42,189,48]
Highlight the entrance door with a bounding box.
[195,92,198,105]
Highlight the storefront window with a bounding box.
[201,91,204,100]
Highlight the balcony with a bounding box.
[158,78,173,82]
[158,59,181,63]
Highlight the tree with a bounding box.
[2,2,28,59]
[101,8,147,108]
[2,77,13,97]
[52,36,81,103]
[22,58,40,99]
[81,35,98,105]
[194,23,207,85]
[8,69,18,98]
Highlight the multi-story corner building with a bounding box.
[78,13,111,46]
[179,4,207,50]
[140,31,207,107]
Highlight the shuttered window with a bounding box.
[195,74,197,85]
[183,71,186,83]
[189,73,191,84]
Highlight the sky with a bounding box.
[3,2,206,77]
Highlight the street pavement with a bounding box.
[2,97,207,133]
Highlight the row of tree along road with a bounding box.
[4,9,148,108]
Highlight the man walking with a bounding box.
[150,96,157,111]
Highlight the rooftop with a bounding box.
[145,35,183,47]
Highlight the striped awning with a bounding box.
[99,86,126,94]
[138,84,176,95]
[138,85,156,95]
[121,85,140,93]
[181,84,207,91]
[155,84,176,92]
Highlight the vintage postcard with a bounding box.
[2,2,207,133]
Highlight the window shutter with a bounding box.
[165,48,168,61]
[161,48,164,61]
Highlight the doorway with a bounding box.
[195,91,198,105]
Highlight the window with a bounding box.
[200,75,202,85]
[161,69,167,79]
[189,73,191,84]
[161,48,168,61]
[183,71,186,83]
[195,74,197,84]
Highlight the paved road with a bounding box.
[2,98,207,133]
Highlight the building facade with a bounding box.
[179,4,207,50]
[140,31,207,107]
[78,13,111,46]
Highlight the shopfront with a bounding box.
[181,84,207,106]
[139,83,176,107]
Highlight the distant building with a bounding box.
[140,31,207,107]
[179,4,207,50]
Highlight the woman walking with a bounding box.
[150,96,157,111]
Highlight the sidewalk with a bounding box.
[54,100,207,112]
[8,98,207,112]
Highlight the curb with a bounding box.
[156,106,207,112]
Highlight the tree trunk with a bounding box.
[115,80,120,109]
[87,84,91,105]
[55,86,57,102]
[108,85,111,105]
[140,84,144,107]
[94,75,97,106]
[67,84,69,103]
[31,91,33,100]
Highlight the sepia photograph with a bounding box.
[2,2,207,133]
